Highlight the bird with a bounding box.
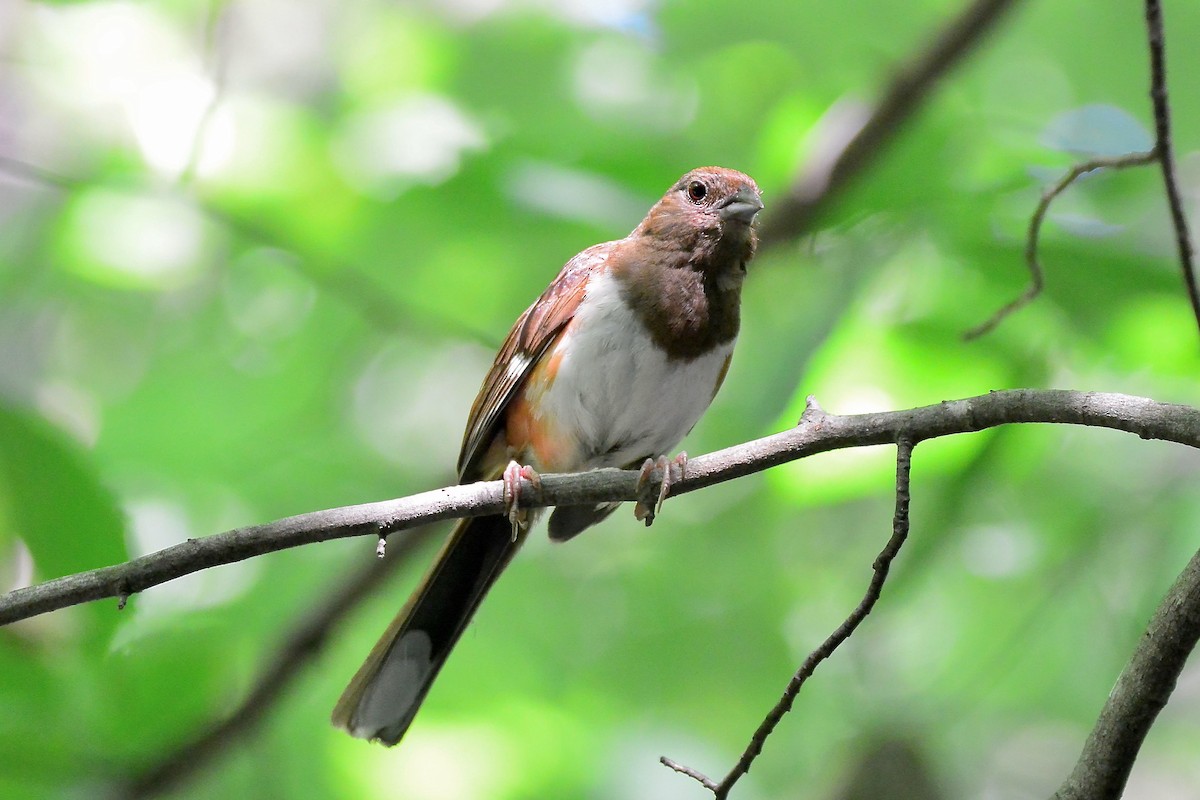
[332,166,764,746]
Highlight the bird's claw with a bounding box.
[502,461,541,541]
[634,452,687,527]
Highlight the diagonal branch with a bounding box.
[4,389,1200,629]
[1051,537,1200,799]
[758,0,1023,245]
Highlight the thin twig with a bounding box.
[660,756,720,792]
[4,390,1200,629]
[759,0,1023,246]
[117,528,435,799]
[1143,0,1200,342]
[661,435,917,798]
[965,151,1157,340]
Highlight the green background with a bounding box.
[1,0,1199,797]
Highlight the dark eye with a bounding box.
[686,180,707,204]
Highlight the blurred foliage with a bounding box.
[1,0,1200,798]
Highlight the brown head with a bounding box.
[632,166,763,281]
[617,167,763,359]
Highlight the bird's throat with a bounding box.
[614,257,742,361]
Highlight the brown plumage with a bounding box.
[333,167,763,746]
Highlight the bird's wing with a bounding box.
[456,242,613,480]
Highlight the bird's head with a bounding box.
[633,166,764,277]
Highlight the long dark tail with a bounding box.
[332,515,523,745]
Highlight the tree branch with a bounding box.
[1051,537,1200,799]
[1143,0,1200,341]
[758,0,1023,246]
[4,389,1200,629]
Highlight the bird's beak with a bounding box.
[718,188,764,224]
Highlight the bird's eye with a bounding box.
[686,181,707,204]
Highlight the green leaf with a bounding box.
[1042,104,1154,157]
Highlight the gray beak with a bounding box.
[718,188,764,224]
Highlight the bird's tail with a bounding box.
[331,514,524,745]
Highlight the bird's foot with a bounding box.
[634,451,687,527]
[502,461,542,541]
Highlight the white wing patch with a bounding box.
[504,352,531,384]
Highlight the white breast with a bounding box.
[535,268,734,470]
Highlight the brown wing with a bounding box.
[456,242,613,480]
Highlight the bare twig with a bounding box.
[1051,538,1200,799]
[662,434,917,798]
[659,756,720,793]
[758,0,1022,246]
[1143,0,1200,341]
[965,151,1157,340]
[117,527,436,800]
[4,390,1200,628]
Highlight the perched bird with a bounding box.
[332,166,763,745]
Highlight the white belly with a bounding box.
[534,269,733,470]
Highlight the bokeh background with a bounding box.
[2,0,1200,798]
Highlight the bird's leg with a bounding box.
[634,451,687,527]
[502,460,542,541]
